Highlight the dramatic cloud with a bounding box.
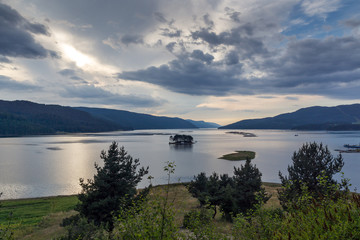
[1,0,360,124]
[191,27,268,58]
[267,36,360,80]
[0,2,52,59]
[119,54,245,96]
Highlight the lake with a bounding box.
[0,129,359,199]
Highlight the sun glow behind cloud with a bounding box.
[61,44,94,68]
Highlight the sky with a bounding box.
[1,0,360,125]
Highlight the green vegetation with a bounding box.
[188,159,269,221]
[278,142,345,209]
[0,195,78,239]
[75,142,149,230]
[219,151,255,161]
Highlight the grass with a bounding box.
[219,151,256,161]
[0,183,281,239]
[0,195,78,239]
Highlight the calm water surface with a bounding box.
[0,129,359,199]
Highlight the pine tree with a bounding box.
[76,142,149,229]
[278,142,344,208]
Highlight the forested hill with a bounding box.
[0,100,124,136]
[0,100,199,136]
[75,107,196,130]
[220,104,360,130]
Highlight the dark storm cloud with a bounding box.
[268,36,360,82]
[61,85,164,107]
[119,32,360,99]
[119,55,245,96]
[121,34,144,45]
[191,27,267,58]
[0,75,40,91]
[0,2,52,59]
[190,50,214,64]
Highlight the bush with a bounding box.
[114,197,178,240]
[232,208,283,240]
[183,208,212,229]
[113,161,178,240]
[273,194,360,239]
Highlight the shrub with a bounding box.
[183,208,212,229]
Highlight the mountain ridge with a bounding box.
[0,100,216,136]
[220,104,360,130]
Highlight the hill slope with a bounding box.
[76,107,197,130]
[220,104,360,130]
[0,100,124,136]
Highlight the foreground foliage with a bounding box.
[76,142,149,230]
[188,158,269,221]
[278,142,345,209]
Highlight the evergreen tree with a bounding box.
[188,172,208,206]
[188,159,268,221]
[278,142,344,208]
[76,142,149,229]
[232,159,268,214]
[220,159,269,221]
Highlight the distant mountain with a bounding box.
[76,107,197,130]
[0,100,124,136]
[220,104,360,130]
[186,119,221,128]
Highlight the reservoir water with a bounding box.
[0,129,359,199]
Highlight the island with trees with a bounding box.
[169,134,195,145]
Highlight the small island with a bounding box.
[169,134,195,145]
[226,131,257,137]
[219,151,256,161]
